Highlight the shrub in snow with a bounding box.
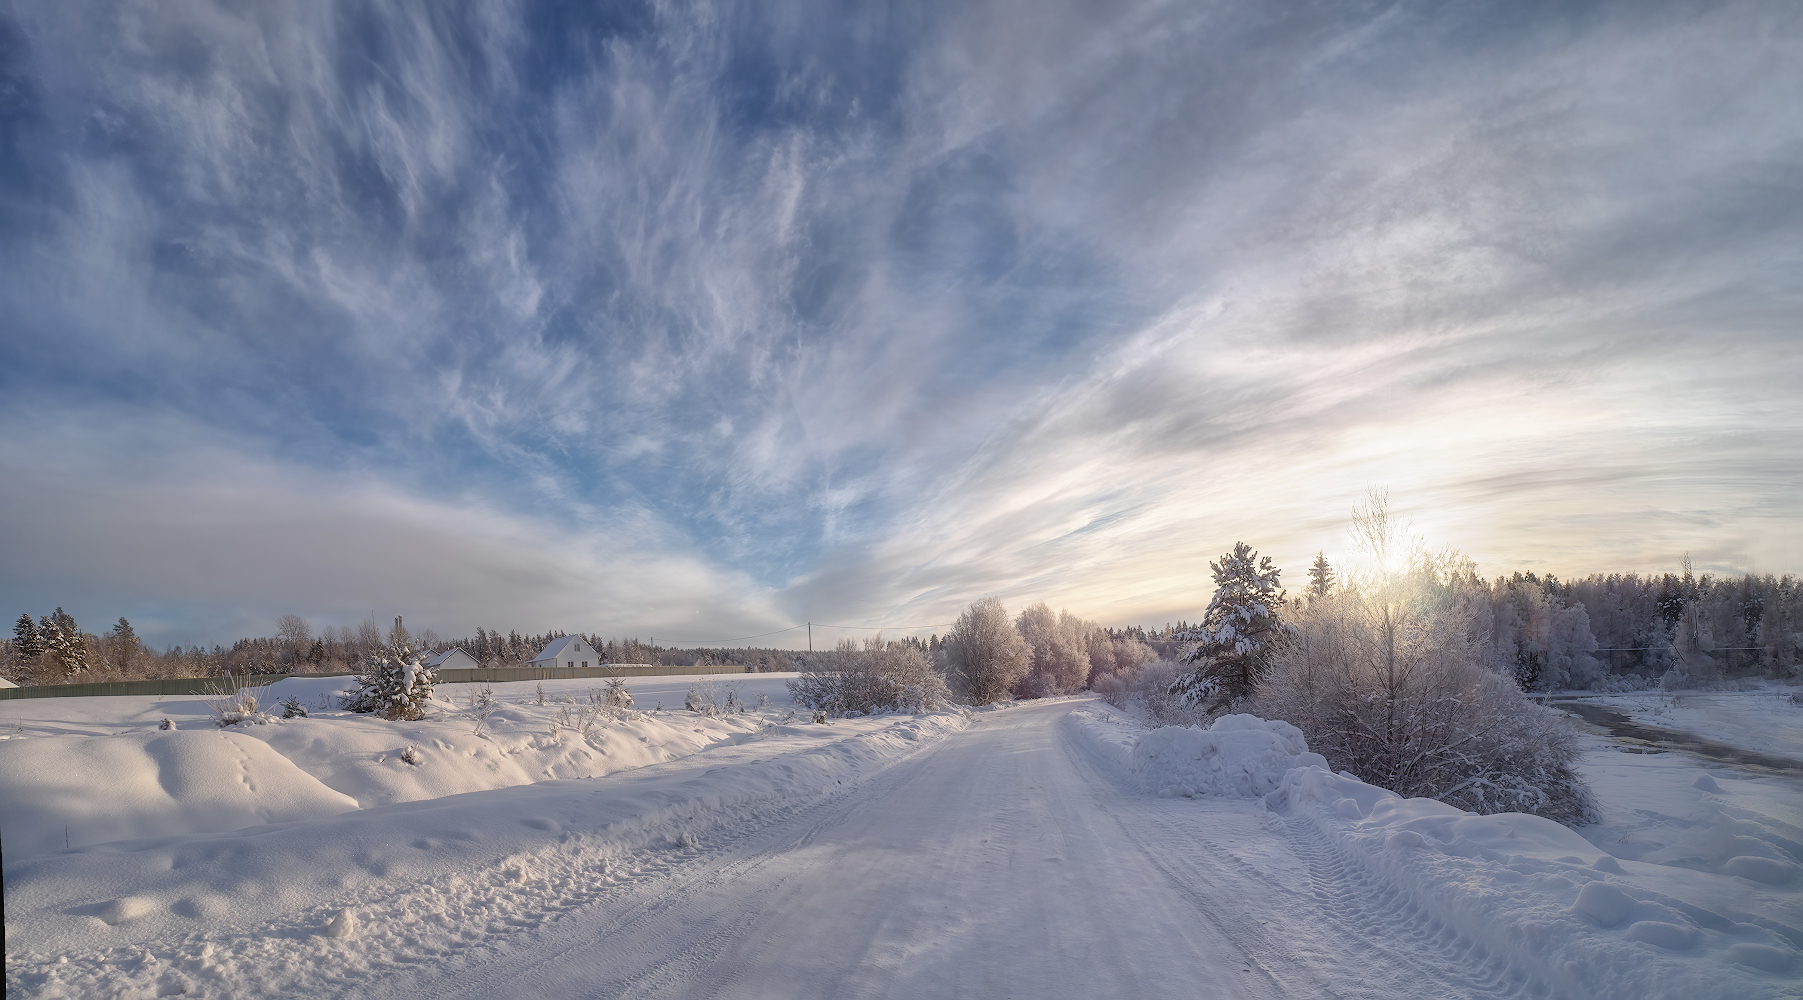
[1132,714,1329,798]
[468,684,497,734]
[343,641,437,721]
[158,717,175,731]
[280,695,308,719]
[943,597,1031,705]
[205,674,274,727]
[1252,582,1595,824]
[1099,659,1210,727]
[1170,542,1288,709]
[787,636,952,716]
[400,744,421,765]
[603,677,633,710]
[685,680,719,715]
[812,710,828,724]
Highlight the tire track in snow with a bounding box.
[1058,703,1553,1000]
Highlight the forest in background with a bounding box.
[4,561,1799,692]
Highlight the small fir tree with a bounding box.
[14,613,43,660]
[1307,552,1336,599]
[344,639,437,721]
[1171,542,1287,707]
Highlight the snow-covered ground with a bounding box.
[4,677,1801,998]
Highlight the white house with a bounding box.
[530,636,601,670]
[424,647,479,671]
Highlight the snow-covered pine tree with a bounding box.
[344,639,437,720]
[1171,542,1287,708]
[1307,552,1335,599]
[40,608,89,676]
[14,613,43,660]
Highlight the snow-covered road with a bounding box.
[366,700,1527,1000]
[11,692,1796,999]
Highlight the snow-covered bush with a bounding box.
[280,695,308,719]
[685,680,719,715]
[788,637,952,716]
[204,674,274,727]
[343,641,437,721]
[1097,659,1209,727]
[602,677,633,710]
[467,684,497,734]
[1252,586,1595,824]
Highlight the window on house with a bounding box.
[581,661,588,668]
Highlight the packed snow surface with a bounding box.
[4,677,1801,998]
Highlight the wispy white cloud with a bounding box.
[1,0,1798,645]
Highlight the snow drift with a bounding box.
[1131,714,1329,798]
[1272,764,1801,998]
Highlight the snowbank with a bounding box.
[1064,701,1803,998]
[4,701,968,998]
[1273,764,1801,998]
[0,674,808,858]
[1131,714,1329,798]
[0,731,359,855]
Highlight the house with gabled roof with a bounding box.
[530,636,601,670]
[424,647,478,671]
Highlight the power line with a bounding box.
[811,621,956,631]
[648,625,806,645]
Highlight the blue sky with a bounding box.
[2,0,1799,649]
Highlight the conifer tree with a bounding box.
[1171,542,1287,707]
[14,613,42,659]
[40,608,89,677]
[110,618,138,672]
[344,638,437,720]
[1307,552,1336,599]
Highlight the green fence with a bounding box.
[0,663,759,700]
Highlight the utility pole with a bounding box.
[808,622,812,653]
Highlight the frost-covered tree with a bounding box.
[344,639,437,721]
[1253,583,1594,824]
[945,597,1031,705]
[1171,543,1287,707]
[1014,603,1092,697]
[1307,552,1336,599]
[14,613,43,660]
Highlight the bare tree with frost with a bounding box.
[1252,490,1594,823]
[944,597,1031,705]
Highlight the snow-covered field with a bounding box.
[3,676,1801,998]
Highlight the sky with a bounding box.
[1,0,1799,650]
